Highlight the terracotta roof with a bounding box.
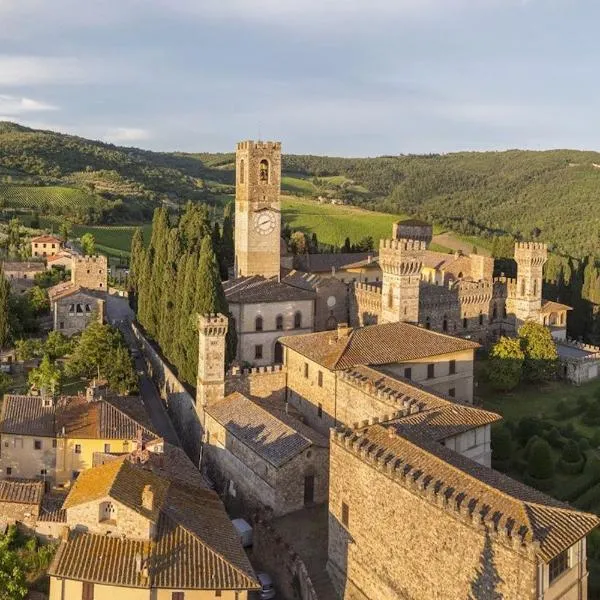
[295,252,378,273]
[0,395,55,437]
[281,269,341,292]
[47,283,105,302]
[0,479,44,505]
[31,235,62,244]
[1,395,156,441]
[280,322,479,371]
[39,492,68,523]
[422,250,458,271]
[50,462,259,591]
[2,261,46,273]
[541,300,572,314]
[333,425,600,563]
[63,457,168,522]
[56,396,156,440]
[224,275,315,304]
[206,392,327,467]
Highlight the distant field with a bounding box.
[71,224,152,257]
[0,183,94,210]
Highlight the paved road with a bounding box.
[108,297,181,447]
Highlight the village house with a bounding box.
[31,234,62,258]
[48,456,260,599]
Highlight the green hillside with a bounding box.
[1,121,600,257]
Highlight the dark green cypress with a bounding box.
[0,263,10,351]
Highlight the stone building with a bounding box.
[2,260,46,294]
[0,392,156,486]
[31,234,62,258]
[328,423,599,600]
[71,254,108,291]
[203,391,329,517]
[0,479,44,529]
[48,454,260,599]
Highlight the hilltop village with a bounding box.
[1,140,600,600]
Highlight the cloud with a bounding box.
[0,94,58,115]
[0,56,87,86]
[102,127,152,144]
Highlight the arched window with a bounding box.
[479,311,484,326]
[255,316,263,332]
[76,304,83,314]
[533,279,538,296]
[259,159,269,183]
[85,304,91,313]
[276,315,283,330]
[458,272,464,279]
[425,316,431,330]
[442,316,448,332]
[239,159,245,184]
[294,311,302,329]
[521,279,526,296]
[503,306,507,318]
[463,317,468,329]
[326,315,337,330]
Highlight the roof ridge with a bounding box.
[102,398,155,435]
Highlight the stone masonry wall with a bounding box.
[0,500,39,529]
[71,255,108,291]
[327,439,538,600]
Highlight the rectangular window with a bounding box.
[427,363,435,379]
[215,592,222,598]
[449,359,456,375]
[34,440,42,450]
[82,581,94,600]
[59,322,64,330]
[448,388,456,398]
[318,403,323,418]
[74,444,82,454]
[254,345,263,360]
[104,444,111,453]
[318,371,323,387]
[172,592,184,600]
[549,550,569,584]
[304,363,309,378]
[6,467,12,476]
[404,367,412,380]
[341,501,349,527]
[41,469,47,476]
[52,439,57,448]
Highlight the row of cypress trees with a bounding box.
[130,202,236,387]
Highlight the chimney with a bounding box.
[337,323,352,340]
[142,484,154,512]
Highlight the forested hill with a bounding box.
[1,121,600,257]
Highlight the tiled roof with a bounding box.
[540,300,572,314]
[280,322,479,371]
[2,261,46,273]
[0,479,44,505]
[31,235,62,244]
[63,457,168,522]
[0,395,55,437]
[1,395,156,441]
[333,425,600,563]
[47,283,105,302]
[206,393,327,467]
[50,462,259,591]
[281,270,337,291]
[295,252,378,273]
[39,493,68,523]
[422,250,459,271]
[224,275,315,304]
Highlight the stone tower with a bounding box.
[71,255,108,291]
[234,140,282,279]
[513,242,547,324]
[196,313,228,408]
[380,237,426,324]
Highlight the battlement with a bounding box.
[198,313,229,336]
[331,426,539,559]
[457,280,493,305]
[380,238,428,252]
[354,282,383,295]
[74,255,107,264]
[236,140,282,151]
[514,241,547,252]
[228,364,285,377]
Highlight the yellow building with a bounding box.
[48,456,260,599]
[0,394,157,486]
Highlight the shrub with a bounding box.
[555,458,600,502]
[523,435,542,459]
[555,400,576,420]
[527,439,555,480]
[491,426,513,461]
[579,438,591,452]
[591,431,600,449]
[545,427,566,449]
[583,401,600,426]
[577,394,590,411]
[516,417,544,446]
[558,440,585,474]
[487,337,524,391]
[575,482,600,511]
[558,422,578,440]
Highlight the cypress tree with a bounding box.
[157,229,181,360]
[221,212,234,272]
[129,227,145,293]
[0,263,11,351]
[146,208,170,338]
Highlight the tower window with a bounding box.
[463,317,467,329]
[239,158,245,184]
[442,316,448,332]
[425,317,431,330]
[259,159,269,183]
[479,312,484,326]
[254,345,263,360]
[521,279,526,296]
[294,311,302,329]
[255,316,263,331]
[427,364,435,379]
[449,360,456,375]
[342,501,349,527]
[533,279,538,296]
[276,315,283,330]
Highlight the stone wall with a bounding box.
[0,500,39,529]
[71,255,108,290]
[53,293,104,337]
[131,322,200,463]
[327,438,539,600]
[253,518,319,600]
[226,366,287,401]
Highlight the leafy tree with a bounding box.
[516,417,544,446]
[80,232,96,255]
[59,221,71,243]
[0,372,10,397]
[104,344,138,394]
[28,285,49,314]
[527,438,555,480]
[0,527,27,600]
[561,439,582,464]
[0,263,10,351]
[487,336,524,391]
[28,354,62,396]
[15,338,43,361]
[290,231,307,255]
[44,331,73,360]
[518,321,558,382]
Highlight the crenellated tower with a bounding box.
[380,238,426,324]
[513,242,547,324]
[196,313,228,409]
[71,255,108,291]
[234,140,282,279]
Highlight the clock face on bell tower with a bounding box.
[253,210,277,236]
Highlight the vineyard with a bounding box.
[0,184,95,211]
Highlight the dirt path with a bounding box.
[433,232,491,256]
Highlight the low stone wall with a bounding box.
[131,321,201,463]
[253,518,319,600]
[226,365,287,401]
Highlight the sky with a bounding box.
[0,0,598,156]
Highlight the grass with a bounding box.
[71,224,152,258]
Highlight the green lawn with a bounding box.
[71,224,152,258]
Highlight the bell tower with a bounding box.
[234,140,282,279]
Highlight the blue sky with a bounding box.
[0,0,598,156]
